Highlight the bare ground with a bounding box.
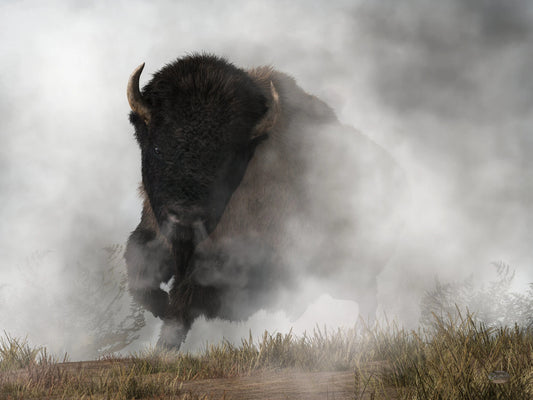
[179,369,356,399]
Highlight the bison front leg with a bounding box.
[124,225,174,319]
[155,241,201,350]
[156,276,220,350]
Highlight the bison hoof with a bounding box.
[156,319,190,350]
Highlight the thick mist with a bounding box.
[0,0,531,358]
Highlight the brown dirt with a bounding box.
[179,369,356,399]
[177,368,399,399]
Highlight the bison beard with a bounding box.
[124,54,406,349]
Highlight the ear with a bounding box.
[251,81,280,139]
[130,111,149,146]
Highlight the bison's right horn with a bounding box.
[127,63,151,124]
[252,81,280,138]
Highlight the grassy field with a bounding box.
[1,311,532,399]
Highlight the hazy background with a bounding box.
[1,0,531,359]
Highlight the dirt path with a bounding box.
[179,369,356,400]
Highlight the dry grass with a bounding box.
[352,310,533,399]
[0,332,50,372]
[1,312,533,399]
[0,328,366,399]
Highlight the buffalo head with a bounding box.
[127,55,279,237]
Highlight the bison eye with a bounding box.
[153,146,162,157]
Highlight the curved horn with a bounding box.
[252,81,280,138]
[127,63,151,124]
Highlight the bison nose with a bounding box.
[166,213,181,225]
[160,207,181,224]
[162,205,207,227]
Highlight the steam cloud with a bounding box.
[0,0,531,358]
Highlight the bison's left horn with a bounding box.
[127,63,151,124]
[252,81,280,138]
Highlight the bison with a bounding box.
[124,54,406,348]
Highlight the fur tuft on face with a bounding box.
[142,54,267,142]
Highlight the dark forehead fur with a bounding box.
[131,54,267,139]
